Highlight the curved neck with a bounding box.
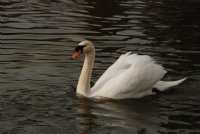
[77,51,95,96]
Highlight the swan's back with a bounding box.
[91,52,167,99]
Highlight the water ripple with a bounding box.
[1,0,200,133]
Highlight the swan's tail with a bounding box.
[153,77,187,91]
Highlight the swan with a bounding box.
[71,40,187,99]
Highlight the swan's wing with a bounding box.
[94,52,137,88]
[91,53,166,99]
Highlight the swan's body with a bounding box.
[72,41,187,99]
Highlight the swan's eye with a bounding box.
[75,45,85,52]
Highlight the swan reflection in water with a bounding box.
[75,96,164,134]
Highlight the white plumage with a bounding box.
[72,41,187,99]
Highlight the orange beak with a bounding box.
[72,49,82,59]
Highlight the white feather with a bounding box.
[74,41,187,99]
[90,53,170,99]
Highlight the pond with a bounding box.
[1,0,200,133]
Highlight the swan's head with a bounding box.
[71,40,94,59]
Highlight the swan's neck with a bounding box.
[77,51,95,96]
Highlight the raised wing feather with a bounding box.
[91,52,166,99]
[93,52,136,88]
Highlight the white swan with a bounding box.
[72,41,187,99]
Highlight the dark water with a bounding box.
[1,0,200,133]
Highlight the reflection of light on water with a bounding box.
[75,98,96,134]
[75,95,164,133]
[1,0,200,133]
[86,98,162,133]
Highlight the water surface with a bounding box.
[1,0,200,134]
